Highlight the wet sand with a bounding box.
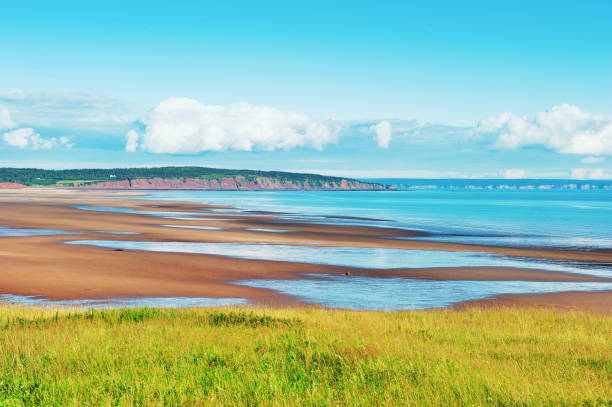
[0,188,611,311]
[455,290,612,314]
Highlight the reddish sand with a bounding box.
[455,290,612,314]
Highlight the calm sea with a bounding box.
[141,179,612,251]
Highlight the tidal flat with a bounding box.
[1,188,611,311]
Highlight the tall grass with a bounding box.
[0,305,609,406]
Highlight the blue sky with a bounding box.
[1,0,611,178]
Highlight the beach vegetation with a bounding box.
[0,305,609,406]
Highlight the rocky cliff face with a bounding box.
[0,182,27,189]
[73,176,384,190]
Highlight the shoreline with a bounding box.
[453,290,612,314]
[0,188,611,312]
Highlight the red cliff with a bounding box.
[73,176,383,190]
[0,182,27,189]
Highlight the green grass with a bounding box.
[0,306,610,406]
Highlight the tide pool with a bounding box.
[235,275,612,310]
[65,240,612,278]
[0,226,78,237]
[0,294,247,308]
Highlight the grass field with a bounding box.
[0,305,610,406]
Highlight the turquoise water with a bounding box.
[69,205,204,218]
[140,182,612,250]
[0,226,78,237]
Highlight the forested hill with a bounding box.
[0,167,385,190]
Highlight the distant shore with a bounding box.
[0,188,610,312]
[0,166,386,190]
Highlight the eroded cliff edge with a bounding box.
[0,167,385,190]
[74,176,383,190]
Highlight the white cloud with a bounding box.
[58,136,72,147]
[125,129,140,152]
[0,106,16,130]
[3,128,49,149]
[473,104,612,155]
[581,156,604,164]
[570,168,608,180]
[131,97,337,154]
[0,91,135,131]
[369,120,392,148]
[501,169,526,179]
[2,128,71,150]
[3,128,31,148]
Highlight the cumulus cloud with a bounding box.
[3,128,49,149]
[2,128,72,150]
[125,129,140,152]
[473,104,612,156]
[0,106,16,130]
[581,156,604,164]
[128,97,337,154]
[570,168,607,180]
[57,136,73,148]
[501,169,526,179]
[369,120,392,148]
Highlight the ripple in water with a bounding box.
[66,240,612,278]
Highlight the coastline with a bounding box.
[0,188,610,312]
[453,290,612,314]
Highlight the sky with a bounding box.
[1,0,612,179]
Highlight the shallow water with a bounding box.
[94,231,141,235]
[66,240,612,278]
[236,275,612,310]
[0,294,247,308]
[0,226,78,237]
[162,224,225,231]
[245,228,290,233]
[398,235,612,250]
[140,186,612,250]
[169,217,233,221]
[69,205,204,218]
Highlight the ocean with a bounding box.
[140,179,612,251]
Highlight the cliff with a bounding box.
[74,176,384,190]
[0,182,27,189]
[0,167,385,190]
